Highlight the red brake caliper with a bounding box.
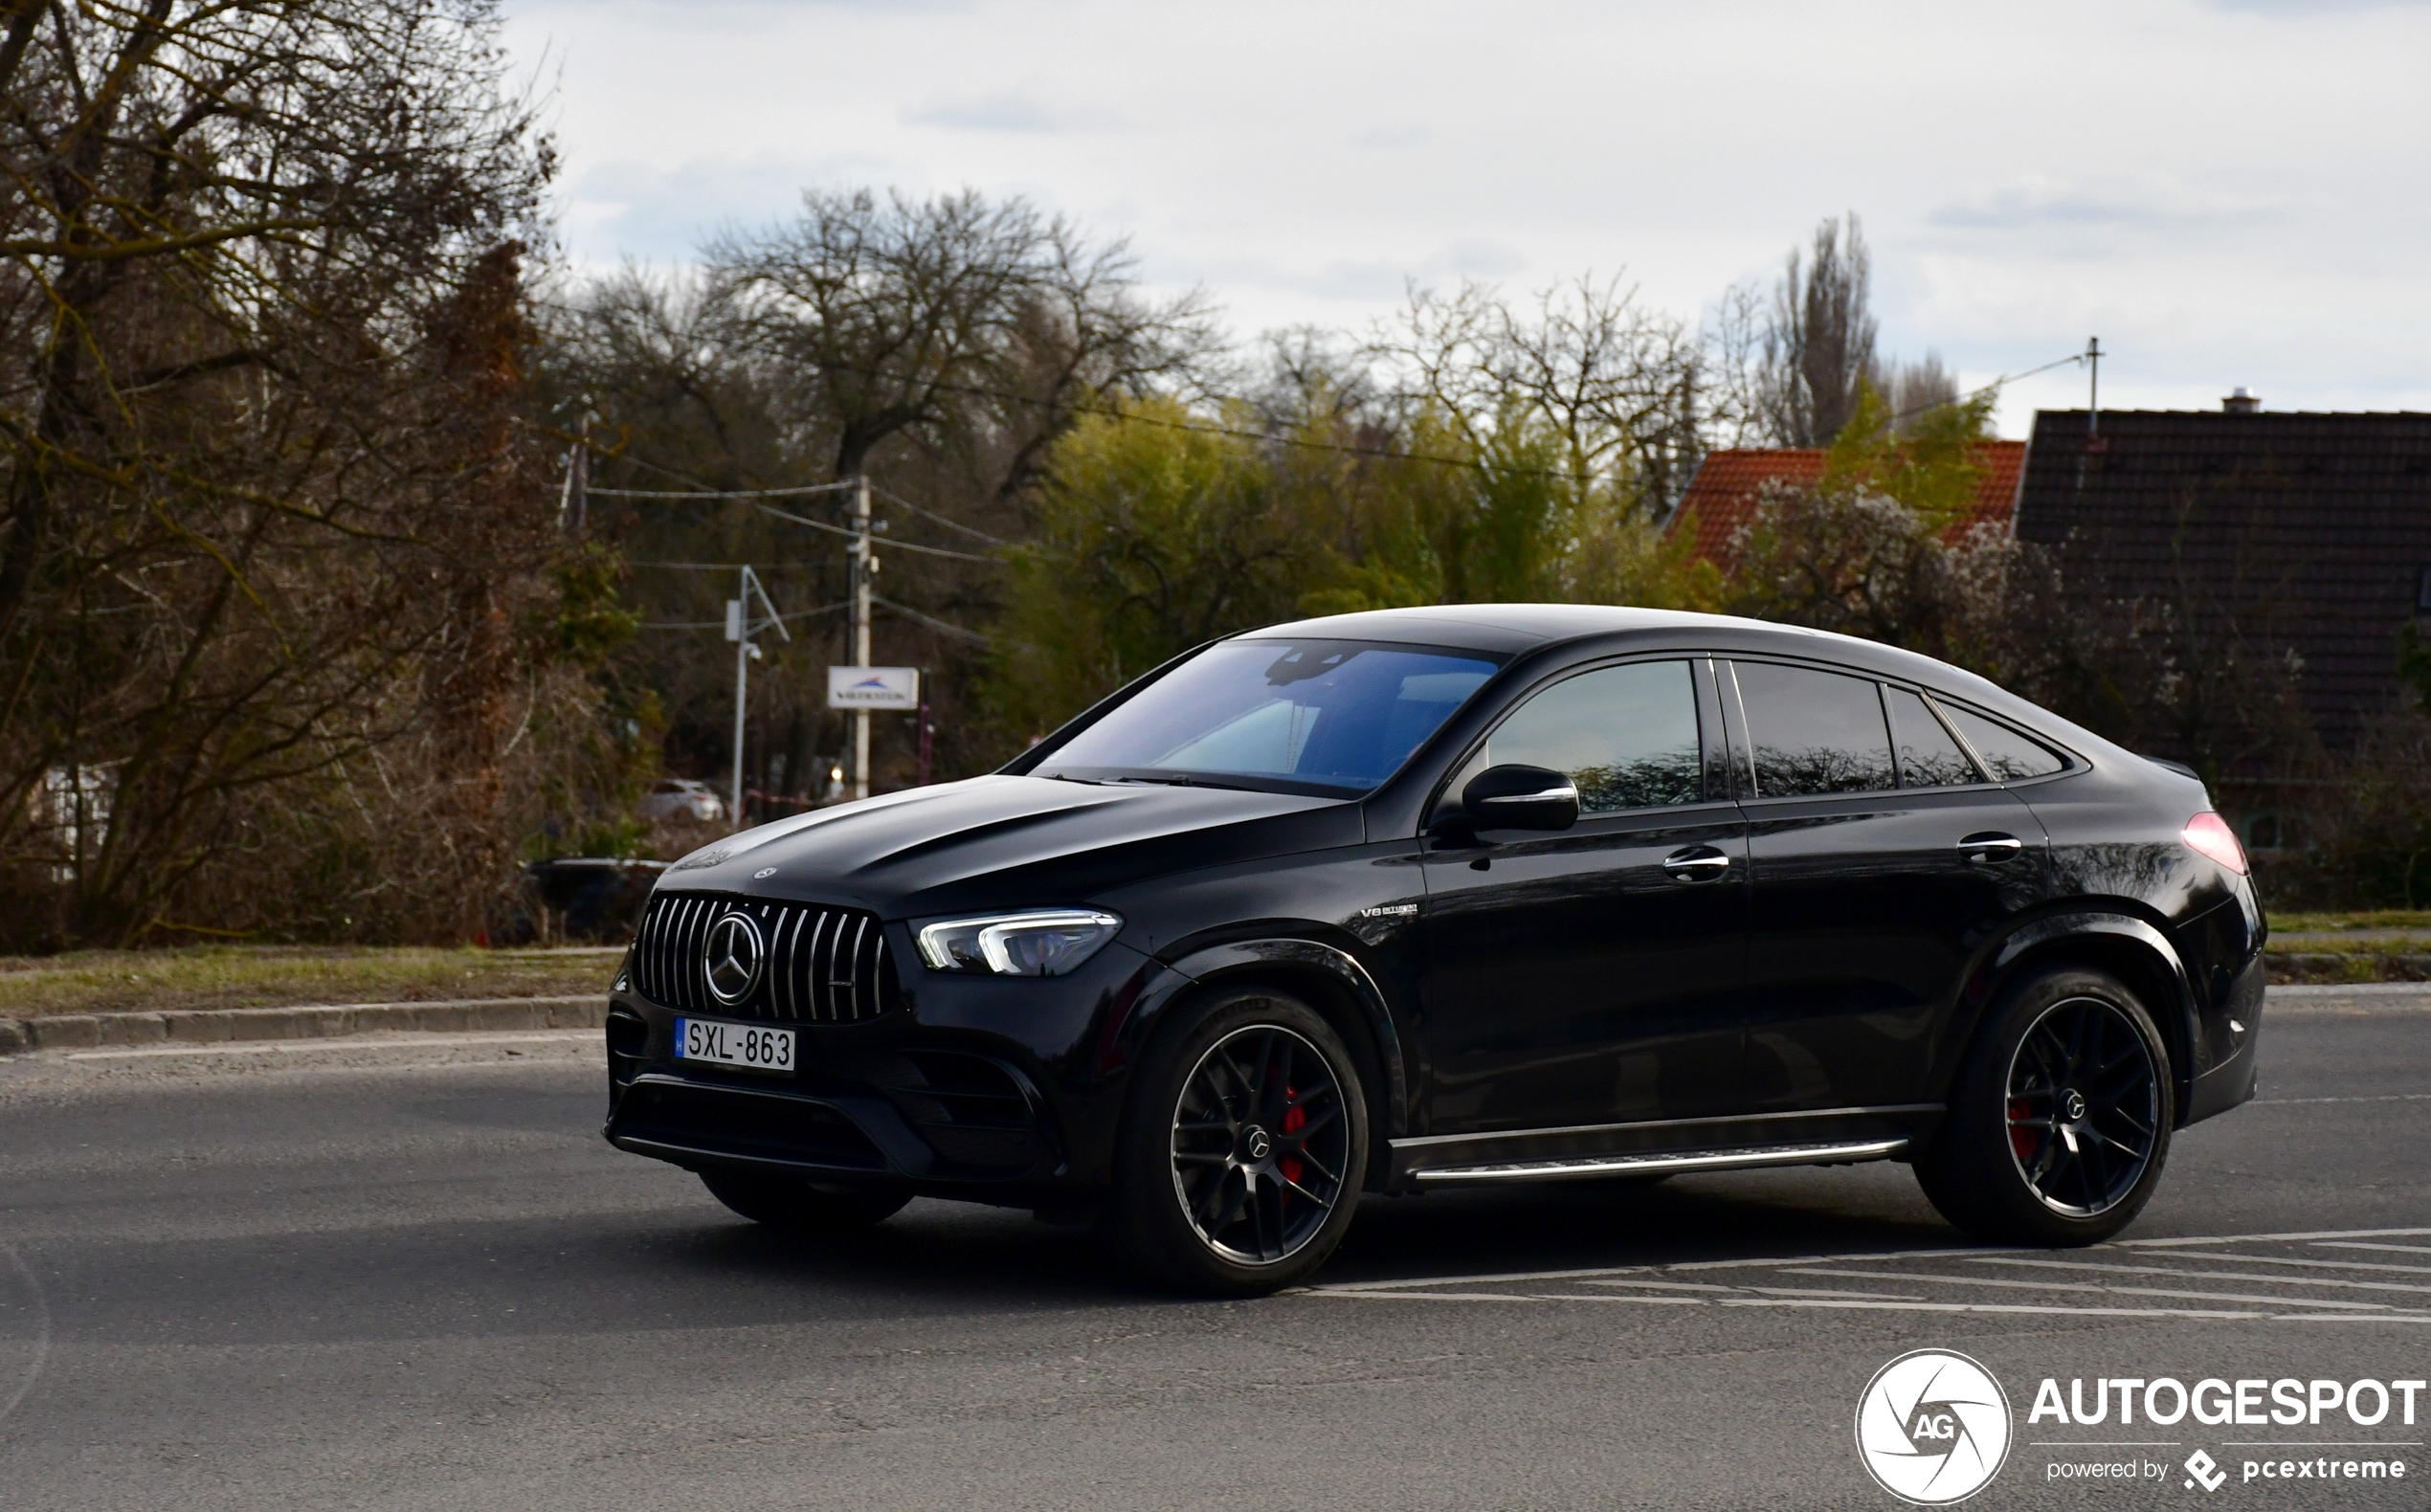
[1281,1091,1305,1188]
[2006,1096,2037,1161]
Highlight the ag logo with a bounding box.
[1855,1348,2013,1504]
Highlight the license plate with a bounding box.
[675,1017,794,1075]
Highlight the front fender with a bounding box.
[1102,937,1409,1142]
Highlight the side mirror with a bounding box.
[1460,764,1579,833]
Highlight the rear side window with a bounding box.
[1732,661,1896,796]
[1459,660,1703,813]
[1943,705,2067,781]
[1885,687,1981,788]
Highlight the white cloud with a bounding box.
[501,0,2431,435]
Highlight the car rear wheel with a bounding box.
[1110,987,1369,1296]
[700,1169,912,1232]
[1916,966,2174,1246]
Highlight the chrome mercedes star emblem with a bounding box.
[702,910,766,1007]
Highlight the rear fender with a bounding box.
[1958,911,2201,1127]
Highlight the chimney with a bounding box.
[2223,387,2260,414]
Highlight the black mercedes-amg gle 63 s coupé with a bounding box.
[601,606,2264,1294]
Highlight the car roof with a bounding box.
[1241,604,1922,672]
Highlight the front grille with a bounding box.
[631,892,898,1022]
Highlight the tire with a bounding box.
[1109,986,1370,1296]
[700,1169,911,1233]
[1916,966,2175,1247]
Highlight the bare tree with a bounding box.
[706,189,1216,504]
[1886,352,1960,436]
[1754,215,1880,446]
[1376,274,1705,520]
[0,1,568,945]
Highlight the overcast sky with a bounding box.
[500,0,2431,438]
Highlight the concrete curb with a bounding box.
[0,994,606,1056]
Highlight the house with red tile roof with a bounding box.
[1664,441,2029,572]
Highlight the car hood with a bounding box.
[653,774,1361,918]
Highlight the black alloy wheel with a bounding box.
[1169,1024,1353,1265]
[2003,996,2161,1217]
[1916,966,2175,1247]
[1111,987,1370,1295]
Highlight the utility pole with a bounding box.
[565,401,593,535]
[725,564,789,829]
[851,474,875,800]
[2085,337,2103,437]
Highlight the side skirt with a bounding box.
[1386,1102,1940,1190]
[1413,1138,1907,1185]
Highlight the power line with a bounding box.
[875,593,992,646]
[865,481,1009,545]
[640,600,850,631]
[591,481,860,500]
[628,559,831,569]
[752,501,1000,563]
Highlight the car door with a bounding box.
[1724,660,2047,1112]
[1420,656,1750,1134]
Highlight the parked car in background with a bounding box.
[639,778,725,825]
[599,606,2264,1295]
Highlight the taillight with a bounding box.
[2181,812,2248,875]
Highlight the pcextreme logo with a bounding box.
[1855,1349,2014,1505]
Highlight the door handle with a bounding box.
[1958,832,2025,863]
[1662,846,1732,880]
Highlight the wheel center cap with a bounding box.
[2062,1088,2088,1123]
[1241,1125,1273,1162]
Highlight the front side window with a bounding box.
[1733,661,1896,797]
[1451,660,1703,814]
[1040,638,1500,793]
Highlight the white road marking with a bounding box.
[1302,1227,2431,1319]
[1316,1290,1703,1304]
[2254,1093,2431,1105]
[1718,1298,2270,1320]
[1666,1246,2021,1272]
[1309,1263,1653,1293]
[2156,1252,2431,1277]
[1779,1266,2407,1312]
[1968,1256,2431,1297]
[2123,1227,2431,1246]
[64,1031,600,1062]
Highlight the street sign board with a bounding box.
[826,666,921,710]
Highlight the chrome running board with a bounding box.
[1412,1138,1907,1184]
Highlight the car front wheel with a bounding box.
[1110,987,1369,1296]
[1917,966,2175,1246]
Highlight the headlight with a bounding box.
[915,908,1124,977]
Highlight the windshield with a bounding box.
[1038,638,1502,793]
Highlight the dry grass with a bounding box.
[2271,910,2431,933]
[0,945,620,1017]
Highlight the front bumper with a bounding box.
[601,932,1155,1199]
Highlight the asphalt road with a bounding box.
[0,991,2425,1511]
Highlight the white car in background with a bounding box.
[639,778,725,824]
